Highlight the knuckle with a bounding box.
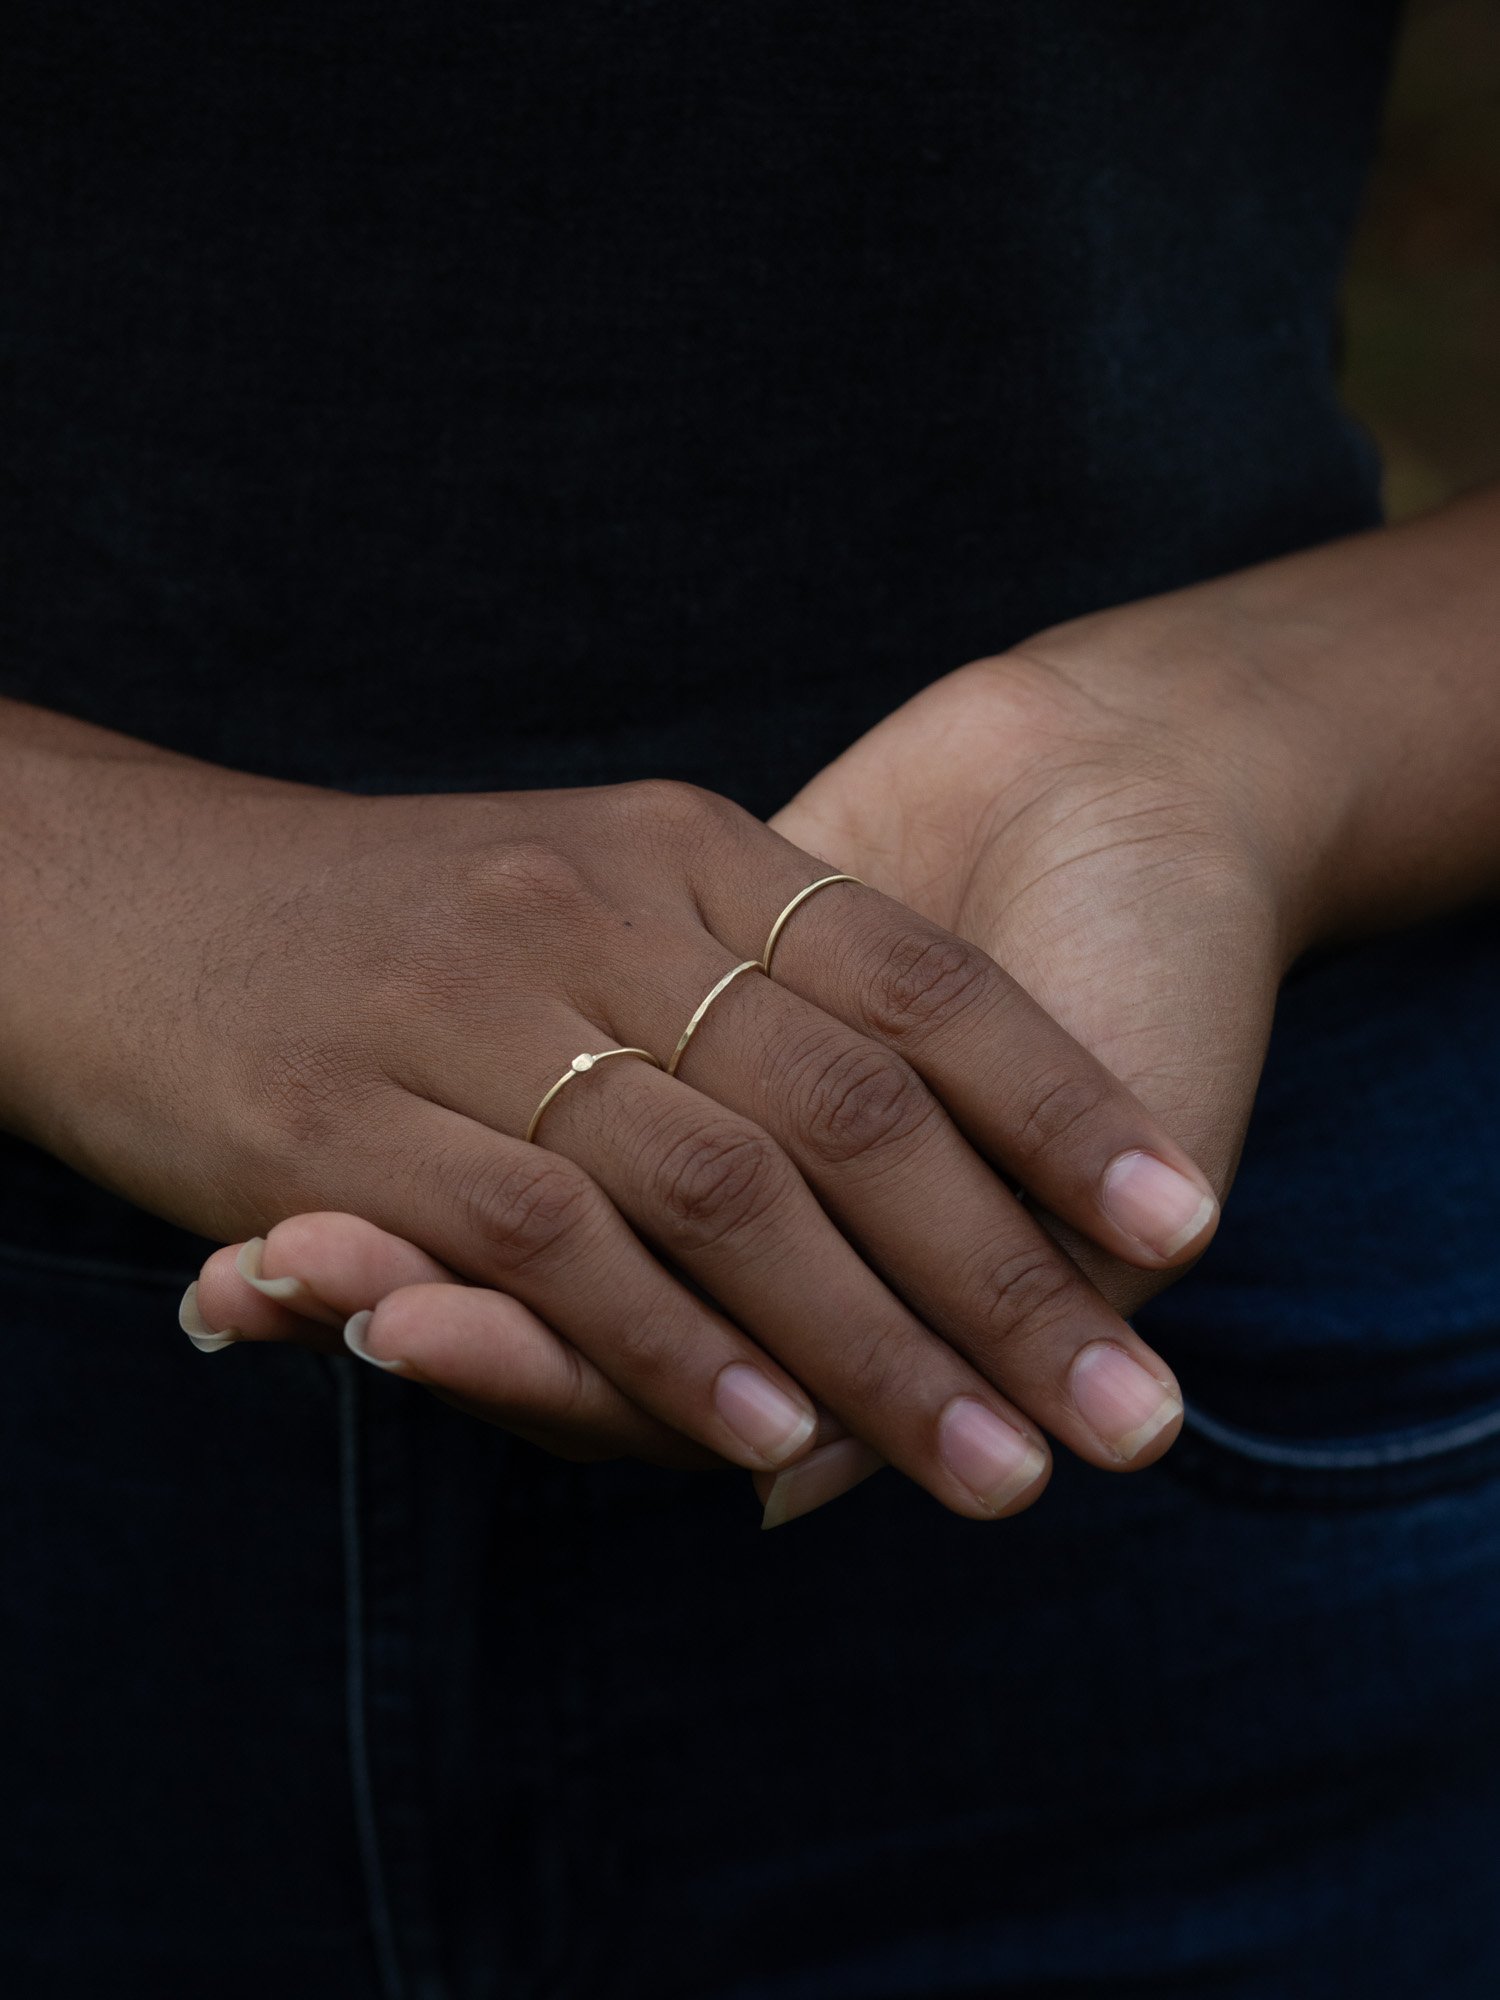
[862,932,993,1043]
[793,1038,936,1168]
[654,1118,789,1250]
[614,777,737,844]
[458,841,593,922]
[462,1152,596,1275]
[423,842,601,1000]
[534,1334,599,1429]
[1012,1066,1112,1164]
[961,1238,1078,1348]
[596,1306,687,1390]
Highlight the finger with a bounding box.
[271,1211,850,1461]
[200,1209,854,1477]
[407,1038,1056,1521]
[563,791,1212,1272]
[694,850,1220,1271]
[184,1245,338,1351]
[990,893,1281,1321]
[337,1087,826,1478]
[478,891,1180,1473]
[193,1217,714,1466]
[343,1283,714,1467]
[246,1213,455,1319]
[398,886,1176,1485]
[190,1217,457,1353]
[658,970,1186,1470]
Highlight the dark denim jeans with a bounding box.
[5,912,1500,1999]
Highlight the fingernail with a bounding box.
[178,1281,238,1353]
[344,1309,410,1375]
[761,1436,885,1530]
[714,1362,817,1467]
[937,1398,1047,1514]
[1102,1151,1217,1259]
[235,1235,315,1305]
[1070,1341,1183,1460]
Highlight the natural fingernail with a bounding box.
[179,1281,238,1354]
[761,1437,885,1530]
[235,1236,315,1305]
[714,1362,817,1467]
[1070,1340,1183,1460]
[1102,1151,1217,1259]
[344,1309,410,1375]
[937,1398,1047,1514]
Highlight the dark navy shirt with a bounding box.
[6,2,1394,803]
[5,3,1499,1433]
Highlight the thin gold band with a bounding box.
[524,1046,663,1145]
[760,873,864,976]
[526,875,860,1135]
[666,959,763,1078]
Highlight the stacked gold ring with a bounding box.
[760,873,864,976]
[665,873,865,1078]
[666,958,763,1078]
[523,873,864,1140]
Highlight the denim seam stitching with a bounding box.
[338,1363,408,2000]
[1182,1396,1500,1470]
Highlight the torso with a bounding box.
[5,1,1395,808]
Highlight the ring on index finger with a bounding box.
[760,874,864,977]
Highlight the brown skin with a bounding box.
[1,698,1227,1520]
[191,487,1500,1519]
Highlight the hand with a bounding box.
[749,580,1376,1514]
[774,627,1303,1318]
[814,488,1500,1299]
[183,495,1500,1522]
[4,711,1215,1517]
[197,628,1281,1523]
[191,1215,882,1514]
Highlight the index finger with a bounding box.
[703,861,1219,1272]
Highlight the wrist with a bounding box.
[1012,591,1367,970]
[0,704,295,1158]
[1024,492,1500,955]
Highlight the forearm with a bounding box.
[0,699,295,1155]
[1,700,162,1143]
[1028,486,1500,953]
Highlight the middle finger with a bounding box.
[669,968,1186,1469]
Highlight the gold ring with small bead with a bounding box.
[524,1047,663,1146]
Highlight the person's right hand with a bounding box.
[6,715,1215,1517]
[192,1213,890,1524]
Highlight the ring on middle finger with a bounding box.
[667,959,764,1078]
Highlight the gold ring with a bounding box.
[760,873,864,975]
[524,1047,663,1145]
[667,960,762,1078]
